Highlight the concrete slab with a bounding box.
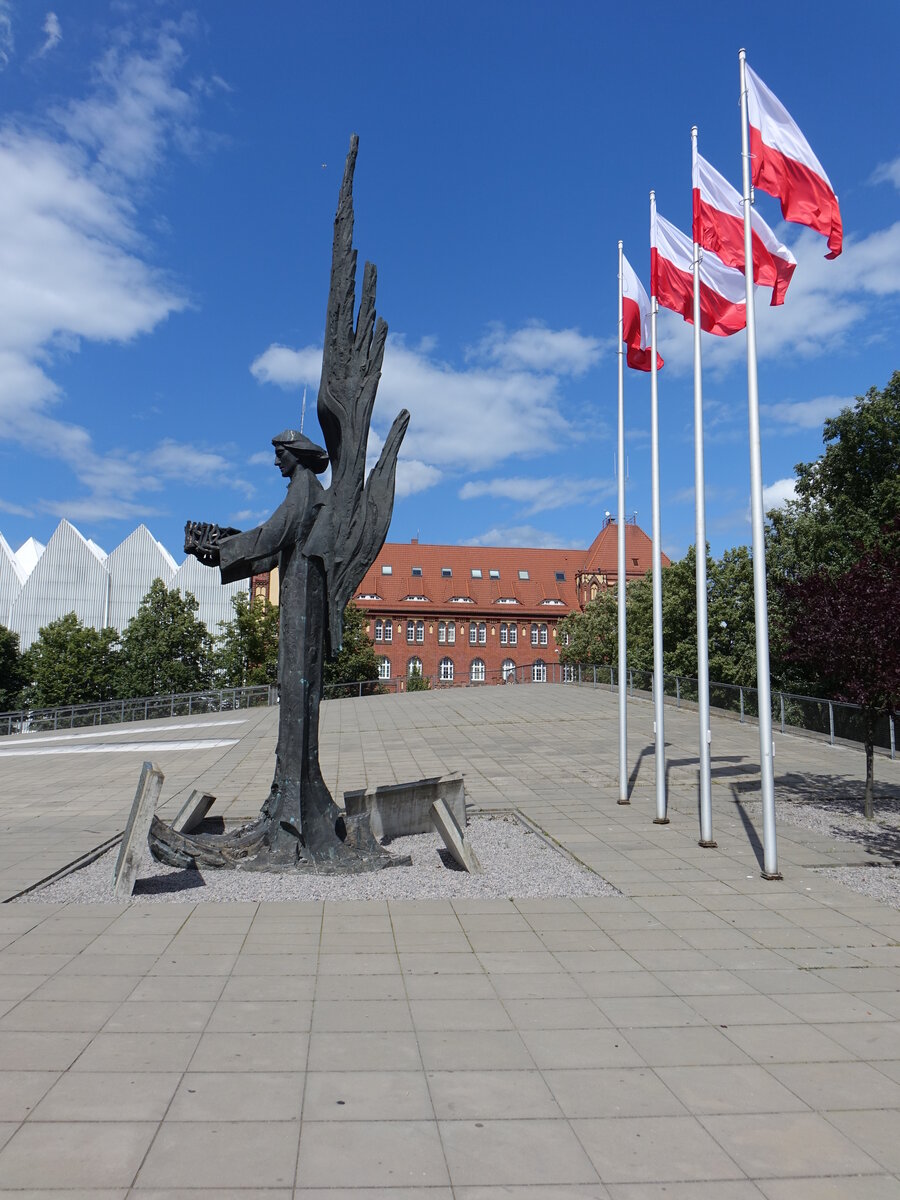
[431,797,482,873]
[344,771,466,838]
[112,762,164,898]
[171,788,216,833]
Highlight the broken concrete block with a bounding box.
[431,797,482,874]
[343,772,466,840]
[113,761,165,899]
[171,790,216,834]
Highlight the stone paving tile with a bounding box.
[543,1067,688,1119]
[571,1115,744,1183]
[700,1112,883,1178]
[756,1177,900,1200]
[0,1121,157,1188]
[297,1119,449,1188]
[439,1118,600,1186]
[136,1120,301,1189]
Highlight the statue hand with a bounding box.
[184,520,240,564]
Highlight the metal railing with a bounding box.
[327,662,896,761]
[0,684,275,737]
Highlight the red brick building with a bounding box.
[351,517,664,686]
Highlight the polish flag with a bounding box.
[622,254,662,372]
[652,213,746,337]
[693,153,796,305]
[746,63,842,258]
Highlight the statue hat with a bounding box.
[272,429,330,474]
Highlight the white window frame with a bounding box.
[384,621,392,643]
[447,621,456,644]
[374,618,383,643]
[502,658,516,681]
[532,659,547,683]
[407,656,423,676]
[470,658,485,683]
[406,620,415,643]
[478,621,486,645]
[416,620,425,644]
[509,624,518,646]
[531,623,539,646]
[438,621,446,644]
[539,623,548,647]
[499,623,508,646]
[378,656,391,680]
[439,657,454,682]
[469,622,477,645]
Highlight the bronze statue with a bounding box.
[149,135,410,873]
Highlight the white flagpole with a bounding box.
[649,195,668,825]
[692,126,716,849]
[617,240,629,805]
[739,50,780,879]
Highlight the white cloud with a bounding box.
[250,343,322,390]
[0,3,13,70]
[658,223,900,375]
[761,394,852,431]
[0,19,234,521]
[396,459,442,499]
[459,474,614,517]
[0,497,33,517]
[250,325,587,475]
[462,524,583,549]
[762,478,797,510]
[37,12,61,57]
[471,321,605,376]
[871,155,900,190]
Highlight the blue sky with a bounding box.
[0,0,898,566]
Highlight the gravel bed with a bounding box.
[741,795,900,908]
[814,865,900,908]
[18,815,619,905]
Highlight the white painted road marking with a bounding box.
[5,719,248,746]
[0,739,239,757]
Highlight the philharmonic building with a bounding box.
[255,517,662,686]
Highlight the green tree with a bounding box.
[558,590,619,666]
[406,665,430,691]
[767,371,900,582]
[116,579,215,698]
[323,602,379,695]
[0,625,26,710]
[216,593,280,687]
[21,613,119,708]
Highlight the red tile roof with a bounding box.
[356,520,666,618]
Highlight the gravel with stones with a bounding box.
[741,794,900,908]
[18,815,619,905]
[814,865,900,908]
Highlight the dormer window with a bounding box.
[518,569,529,580]
[489,569,500,579]
[381,565,392,575]
[471,568,482,578]
[441,567,452,577]
[412,566,423,577]
[555,571,566,582]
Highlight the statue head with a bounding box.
[272,430,330,477]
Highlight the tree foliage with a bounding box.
[0,625,25,710]
[116,579,214,698]
[767,371,900,582]
[558,590,618,667]
[406,665,430,691]
[216,593,280,687]
[323,602,379,694]
[781,535,900,817]
[21,613,119,708]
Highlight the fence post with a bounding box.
[359,681,363,698]
[629,668,633,695]
[739,687,744,723]
[676,677,680,708]
[593,665,597,688]
[780,693,785,735]
[828,700,835,746]
[890,714,895,762]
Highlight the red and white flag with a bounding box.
[652,213,746,337]
[746,63,842,258]
[693,153,796,305]
[622,254,662,372]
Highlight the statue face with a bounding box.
[274,445,301,477]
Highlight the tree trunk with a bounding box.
[863,727,875,820]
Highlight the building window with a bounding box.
[470,658,485,683]
[539,623,548,646]
[497,597,518,605]
[563,664,575,683]
[508,623,518,646]
[438,621,446,644]
[469,622,477,645]
[384,621,393,643]
[406,620,415,643]
[447,620,456,644]
[374,619,383,642]
[477,621,486,645]
[416,620,424,644]
[499,623,508,645]
[441,567,452,577]
[502,658,516,681]
[489,569,500,579]
[531,623,539,646]
[412,566,422,576]
[439,657,454,682]
[381,565,392,575]
[471,568,482,578]
[555,571,566,582]
[532,659,547,682]
[518,569,529,580]
[407,656,423,676]
[378,656,391,680]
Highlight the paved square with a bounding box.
[0,684,898,1194]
